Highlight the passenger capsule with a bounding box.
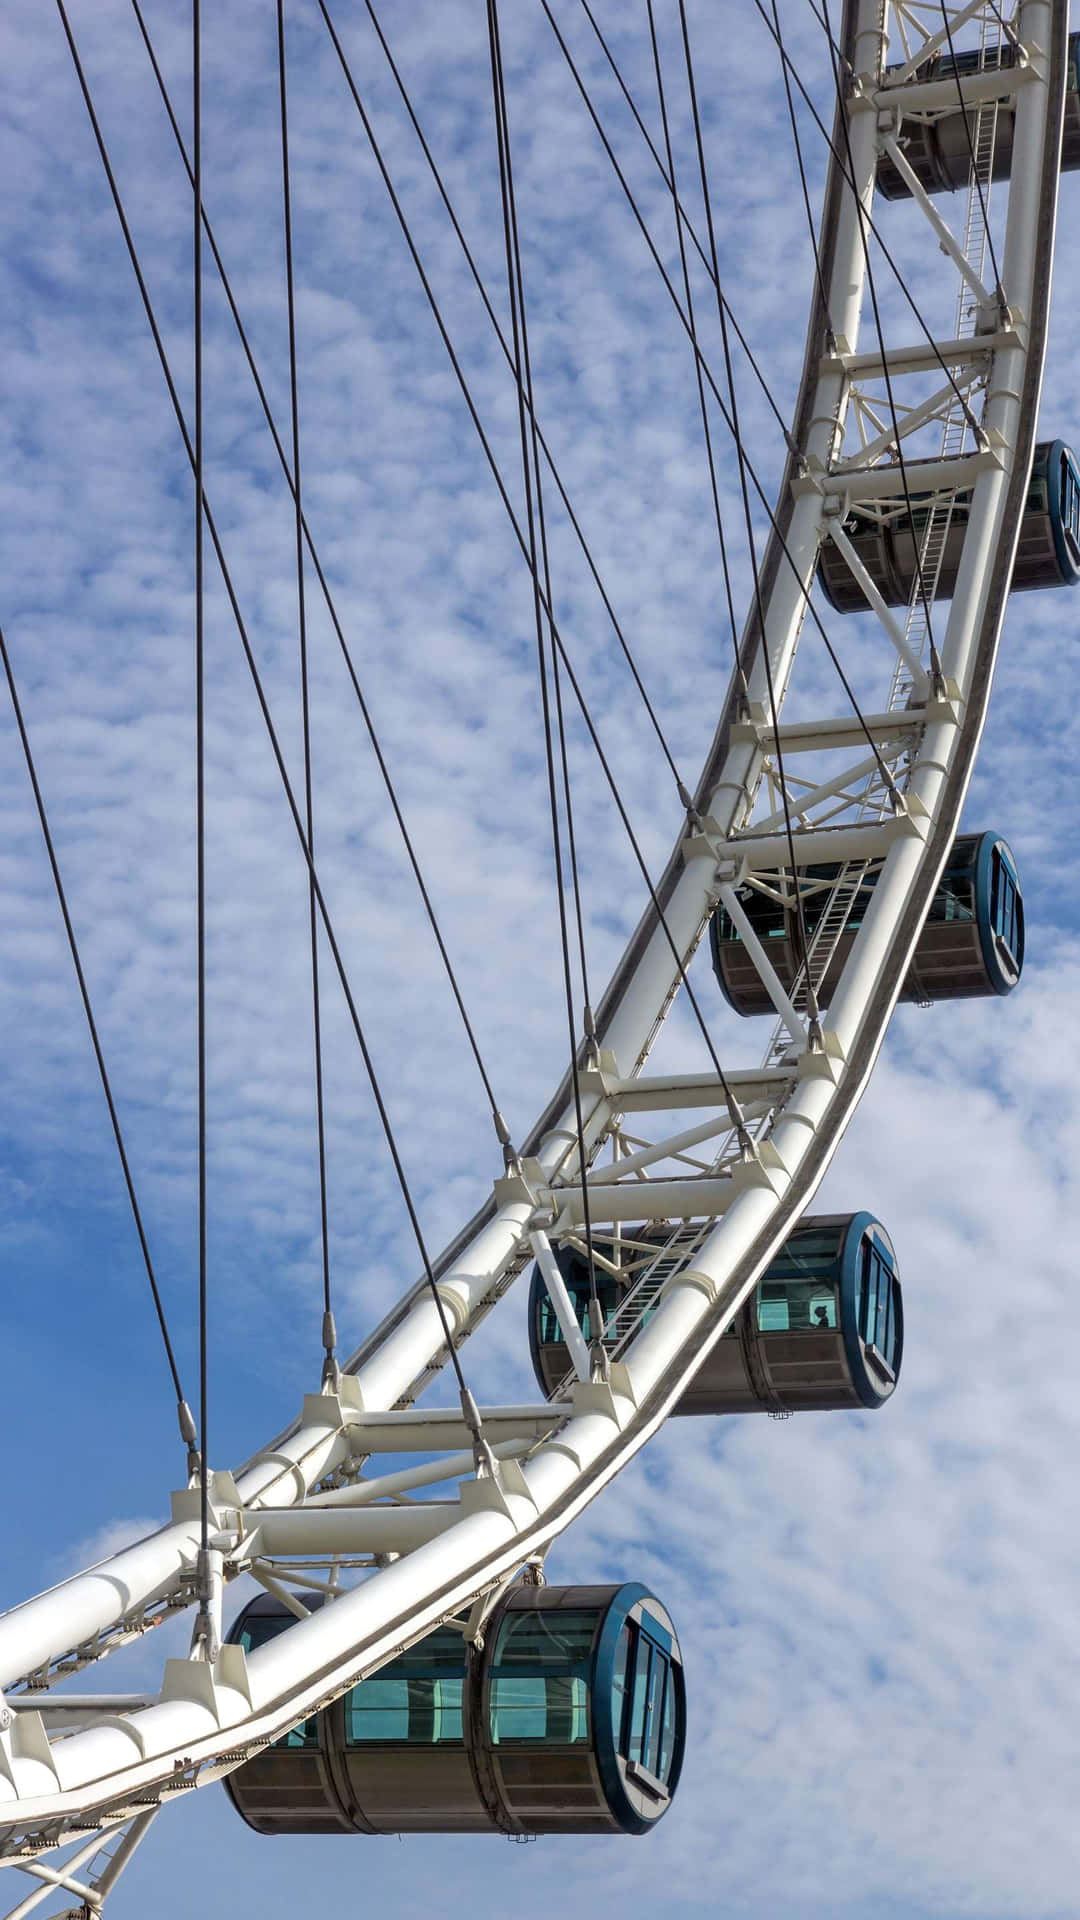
[224,1583,685,1838]
[710,829,1023,1013]
[529,1213,902,1414]
[876,33,1080,200]
[817,440,1080,612]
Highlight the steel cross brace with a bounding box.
[2,1811,157,1920]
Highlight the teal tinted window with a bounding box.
[928,871,975,922]
[494,1610,596,1666]
[236,1616,320,1751]
[278,1719,319,1750]
[991,853,1020,960]
[237,1615,287,1654]
[758,1279,838,1332]
[628,1633,652,1763]
[645,1663,667,1777]
[1060,449,1080,559]
[715,868,880,946]
[489,1672,587,1743]
[612,1621,631,1736]
[859,1242,898,1370]
[620,1619,678,1790]
[537,1274,618,1344]
[765,1225,845,1282]
[345,1627,466,1746]
[488,1609,595,1747]
[657,1661,677,1783]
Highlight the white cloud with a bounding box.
[0,3,1077,1917]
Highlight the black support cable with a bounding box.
[317,0,756,1146]
[129,0,516,1169]
[646,0,746,698]
[771,0,835,343]
[192,0,211,1612]
[360,0,692,805]
[749,0,984,436]
[276,0,337,1388]
[678,0,823,1039]
[815,0,947,693]
[0,625,197,1470]
[935,0,1007,302]
[486,0,603,1353]
[541,0,903,796]
[576,0,797,452]
[55,0,489,1448]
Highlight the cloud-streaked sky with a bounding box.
[1,2,1078,1916]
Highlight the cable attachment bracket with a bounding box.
[883,767,907,816]
[320,1308,341,1394]
[178,1398,201,1487]
[581,1002,601,1067]
[459,1385,499,1481]
[492,1107,522,1174]
[677,779,704,835]
[189,1545,223,1664]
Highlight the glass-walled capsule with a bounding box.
[817,441,1080,611]
[876,33,1080,200]
[710,830,1023,1015]
[529,1214,902,1414]
[225,1584,685,1838]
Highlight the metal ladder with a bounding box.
[888,25,1003,708]
[762,859,874,1066]
[550,1221,712,1399]
[762,39,1006,1059]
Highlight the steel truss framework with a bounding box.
[0,0,1067,1903]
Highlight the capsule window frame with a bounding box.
[990,851,1020,965]
[343,1626,469,1750]
[234,1616,322,1752]
[1059,447,1080,565]
[617,1611,679,1802]
[486,1607,596,1749]
[858,1239,898,1379]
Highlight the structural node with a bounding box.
[225,1584,685,1837]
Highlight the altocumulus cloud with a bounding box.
[0,3,1077,1919]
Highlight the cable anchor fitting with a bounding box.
[582,1002,601,1067]
[460,1385,498,1481]
[884,772,906,817]
[677,780,703,834]
[320,1308,341,1393]
[584,1290,611,1382]
[190,1545,222,1665]
[178,1398,201,1487]
[493,1107,522,1174]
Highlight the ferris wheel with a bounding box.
[0,0,1073,1908]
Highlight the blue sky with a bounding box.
[1,2,1079,1916]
